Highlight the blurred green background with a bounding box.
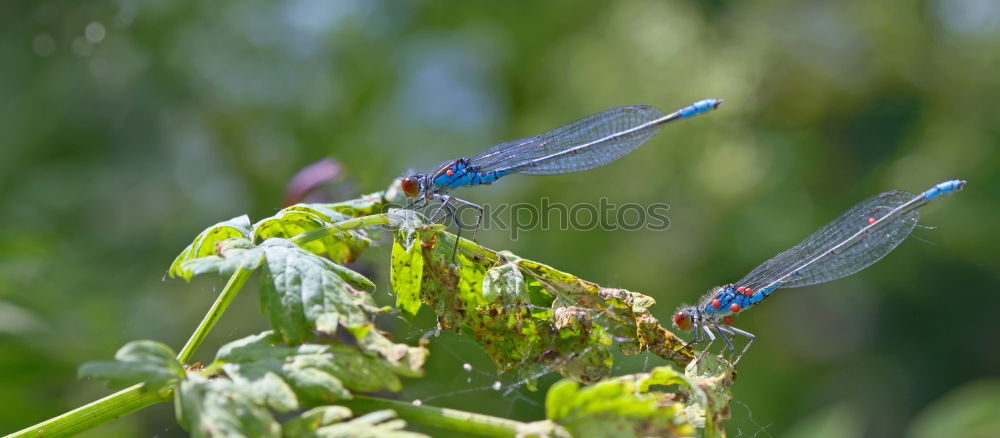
[2,0,998,436]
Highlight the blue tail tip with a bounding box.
[943,179,967,191]
[696,98,723,109]
[681,98,724,119]
[924,179,967,200]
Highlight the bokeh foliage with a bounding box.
[2,0,998,436]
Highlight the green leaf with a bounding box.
[177,236,379,345]
[176,374,281,438]
[178,237,262,277]
[255,238,379,344]
[283,408,428,438]
[214,331,425,410]
[545,365,721,438]
[350,327,427,378]
[169,215,252,281]
[252,205,371,264]
[79,340,185,391]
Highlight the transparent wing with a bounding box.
[470,105,667,175]
[737,190,920,291]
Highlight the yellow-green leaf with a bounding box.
[545,365,724,438]
[169,215,251,280]
[252,205,370,264]
[391,238,423,316]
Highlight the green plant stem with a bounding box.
[176,267,252,363]
[5,384,170,438]
[292,214,390,245]
[342,395,532,438]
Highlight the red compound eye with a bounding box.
[724,316,733,325]
[401,177,419,197]
[730,303,741,313]
[446,169,454,177]
[711,299,721,309]
[673,312,692,331]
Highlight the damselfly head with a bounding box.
[401,176,421,198]
[673,307,696,331]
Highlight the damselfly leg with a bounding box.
[447,196,484,241]
[716,327,736,357]
[675,323,755,366]
[428,194,454,224]
[717,325,755,364]
[426,194,484,261]
[696,326,718,364]
[403,196,429,210]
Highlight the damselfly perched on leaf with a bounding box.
[400,99,723,236]
[673,179,966,363]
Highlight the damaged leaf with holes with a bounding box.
[389,214,694,387]
[517,258,694,363]
[545,364,732,438]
